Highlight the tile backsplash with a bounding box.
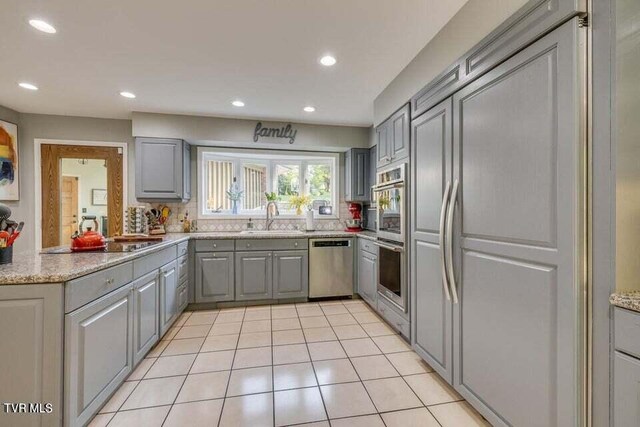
[138,199,351,233]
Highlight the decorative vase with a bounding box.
[232,200,238,215]
[306,210,314,231]
[296,207,303,216]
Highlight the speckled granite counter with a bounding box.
[610,292,640,313]
[0,230,376,285]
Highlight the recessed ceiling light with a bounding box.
[232,100,245,107]
[303,106,316,112]
[320,55,337,66]
[18,82,38,91]
[29,19,56,34]
[119,91,136,99]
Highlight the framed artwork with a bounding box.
[92,188,107,205]
[0,120,19,201]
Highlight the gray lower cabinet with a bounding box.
[177,281,188,312]
[614,351,640,426]
[357,246,377,305]
[235,251,273,300]
[132,271,159,365]
[159,260,178,336]
[64,283,133,427]
[195,252,235,302]
[0,284,63,427]
[135,137,191,202]
[273,250,308,299]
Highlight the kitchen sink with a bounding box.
[239,230,305,235]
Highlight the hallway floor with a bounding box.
[88,300,490,427]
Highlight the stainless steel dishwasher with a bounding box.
[308,238,354,298]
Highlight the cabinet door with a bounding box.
[357,249,377,305]
[195,252,235,302]
[451,20,583,427]
[273,250,308,299]
[614,351,640,427]
[376,123,389,168]
[235,251,272,301]
[132,271,159,365]
[159,260,178,336]
[345,149,370,202]
[177,282,188,314]
[410,98,453,383]
[182,141,191,200]
[135,137,182,200]
[389,104,410,163]
[65,283,133,427]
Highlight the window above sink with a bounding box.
[197,147,339,219]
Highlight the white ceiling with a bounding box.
[0,0,467,127]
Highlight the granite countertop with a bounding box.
[0,230,377,286]
[610,291,640,313]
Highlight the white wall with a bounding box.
[373,0,528,125]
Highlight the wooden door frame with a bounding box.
[35,139,128,249]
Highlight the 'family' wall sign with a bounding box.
[253,122,297,144]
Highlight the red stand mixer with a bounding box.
[345,202,363,232]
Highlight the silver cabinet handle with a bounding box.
[374,241,403,253]
[446,179,459,304]
[439,181,452,301]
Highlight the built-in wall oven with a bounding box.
[372,163,407,312]
[372,164,406,243]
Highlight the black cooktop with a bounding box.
[42,241,163,254]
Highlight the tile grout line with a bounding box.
[301,305,331,425]
[216,306,245,427]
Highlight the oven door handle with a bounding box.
[374,241,404,253]
[446,179,459,304]
[439,181,452,301]
[372,182,404,192]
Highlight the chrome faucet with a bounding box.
[266,201,279,230]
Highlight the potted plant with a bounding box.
[289,195,312,215]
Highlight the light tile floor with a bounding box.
[89,300,491,427]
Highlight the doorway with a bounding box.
[41,144,124,248]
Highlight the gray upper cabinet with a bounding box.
[135,137,191,202]
[345,148,370,202]
[132,270,159,365]
[64,283,133,427]
[411,0,586,117]
[376,104,410,168]
[195,252,235,302]
[450,20,583,427]
[159,260,178,336]
[273,250,308,299]
[411,97,453,383]
[235,251,273,300]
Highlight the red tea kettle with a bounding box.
[71,216,106,252]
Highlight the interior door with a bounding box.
[450,19,584,427]
[410,97,453,383]
[61,176,79,241]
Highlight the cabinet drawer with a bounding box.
[65,261,134,313]
[195,239,235,252]
[133,246,177,278]
[615,307,640,359]
[177,241,189,257]
[358,237,378,256]
[178,254,189,280]
[236,238,307,251]
[377,296,410,338]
